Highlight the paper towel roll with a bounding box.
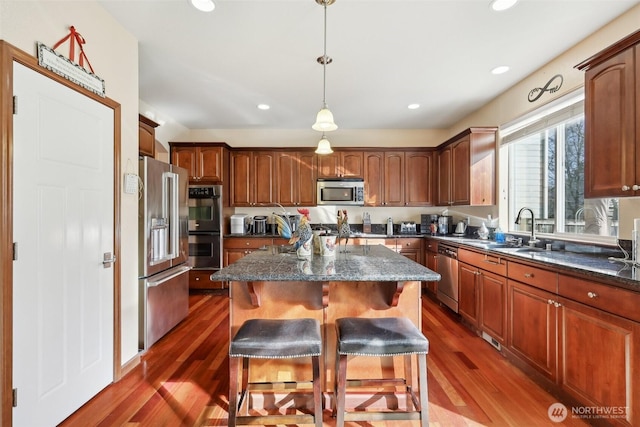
[635,218,640,232]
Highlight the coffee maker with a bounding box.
[437,215,453,235]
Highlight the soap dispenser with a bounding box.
[495,225,505,243]
[478,222,489,239]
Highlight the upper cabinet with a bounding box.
[364,150,433,207]
[576,29,640,198]
[170,143,226,183]
[317,151,364,178]
[139,114,159,158]
[229,151,276,207]
[276,151,317,206]
[436,127,497,206]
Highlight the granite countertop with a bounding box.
[212,244,441,282]
[433,236,640,291]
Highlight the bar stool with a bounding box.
[333,317,429,427]
[228,318,323,427]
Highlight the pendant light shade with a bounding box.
[312,106,338,131]
[312,0,338,135]
[315,134,333,155]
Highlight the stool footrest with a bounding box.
[236,414,316,425]
[344,411,423,422]
[346,378,406,388]
[247,381,315,391]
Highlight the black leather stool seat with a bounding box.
[230,318,321,358]
[336,317,429,356]
[229,318,323,427]
[334,317,429,427]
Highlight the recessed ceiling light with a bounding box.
[407,104,420,110]
[490,0,518,12]
[491,65,510,75]
[257,104,270,110]
[190,0,215,12]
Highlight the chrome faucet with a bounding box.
[515,207,540,247]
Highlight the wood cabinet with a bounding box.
[436,127,497,206]
[275,151,316,206]
[364,150,433,207]
[557,297,640,426]
[556,274,640,426]
[396,238,423,263]
[139,114,159,158]
[223,237,274,267]
[317,151,364,178]
[507,279,558,382]
[424,239,438,295]
[458,262,480,326]
[576,29,640,198]
[458,248,507,343]
[170,143,225,183]
[189,269,225,290]
[229,151,276,206]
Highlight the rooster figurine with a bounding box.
[337,209,351,253]
[289,208,313,251]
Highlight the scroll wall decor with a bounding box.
[527,74,563,103]
[37,26,105,97]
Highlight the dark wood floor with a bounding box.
[59,291,588,426]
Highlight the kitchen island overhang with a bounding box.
[212,243,440,400]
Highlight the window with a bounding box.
[499,90,618,241]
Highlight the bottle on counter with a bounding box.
[495,225,505,243]
[387,217,393,236]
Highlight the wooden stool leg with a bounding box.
[404,354,414,411]
[240,358,249,415]
[418,353,429,427]
[335,354,347,427]
[312,355,323,427]
[228,356,240,427]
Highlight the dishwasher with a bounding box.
[436,243,459,313]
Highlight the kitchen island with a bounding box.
[212,244,440,394]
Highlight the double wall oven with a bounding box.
[188,186,222,273]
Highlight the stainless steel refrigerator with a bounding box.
[138,157,190,350]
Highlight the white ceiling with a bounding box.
[98,0,639,131]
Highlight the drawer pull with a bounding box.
[548,299,554,305]
[483,256,502,265]
[587,291,598,299]
[553,301,562,308]
[524,273,534,278]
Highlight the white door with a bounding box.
[12,62,114,426]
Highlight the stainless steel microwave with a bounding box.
[317,178,365,206]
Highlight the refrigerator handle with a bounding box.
[163,172,180,259]
[147,265,191,287]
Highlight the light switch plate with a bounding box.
[124,173,139,194]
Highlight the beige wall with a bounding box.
[0,0,141,365]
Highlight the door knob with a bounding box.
[103,252,116,268]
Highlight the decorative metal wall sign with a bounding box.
[528,74,563,103]
[37,43,105,97]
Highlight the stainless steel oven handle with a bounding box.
[147,265,191,287]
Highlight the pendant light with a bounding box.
[312,0,338,133]
[315,133,334,155]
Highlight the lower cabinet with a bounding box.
[458,248,507,344]
[424,239,438,295]
[558,297,640,426]
[223,238,274,267]
[189,269,225,290]
[507,279,558,382]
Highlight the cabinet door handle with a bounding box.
[587,291,598,299]
[524,273,534,278]
[633,185,640,191]
[622,185,630,191]
[553,301,562,308]
[548,299,555,305]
